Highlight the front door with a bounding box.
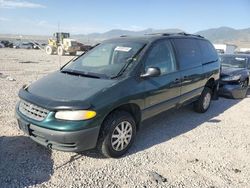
[142,39,181,120]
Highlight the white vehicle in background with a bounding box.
[213,44,237,54]
[238,48,250,54]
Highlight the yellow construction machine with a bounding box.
[45,32,80,55]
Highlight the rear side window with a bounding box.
[173,38,202,70]
[198,40,218,63]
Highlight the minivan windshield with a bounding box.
[62,41,146,78]
[220,56,247,68]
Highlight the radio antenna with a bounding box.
[57,21,61,68]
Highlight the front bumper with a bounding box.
[219,83,248,99]
[15,106,100,152]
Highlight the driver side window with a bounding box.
[145,40,176,75]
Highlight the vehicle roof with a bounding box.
[104,33,207,44]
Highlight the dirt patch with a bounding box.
[19,61,39,64]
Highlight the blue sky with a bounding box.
[0,0,249,35]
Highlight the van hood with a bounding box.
[26,71,117,104]
[220,67,246,77]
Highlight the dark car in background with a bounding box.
[0,40,13,48]
[219,54,249,99]
[13,42,33,49]
[15,33,220,158]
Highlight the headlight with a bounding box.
[55,110,96,120]
[221,75,241,81]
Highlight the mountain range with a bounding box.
[1,27,250,47]
[72,27,250,47]
[73,28,183,42]
[196,27,250,47]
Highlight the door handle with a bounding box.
[173,78,180,83]
[183,76,190,81]
[169,78,180,87]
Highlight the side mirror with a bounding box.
[141,67,161,78]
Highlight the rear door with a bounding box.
[172,38,204,104]
[142,39,181,119]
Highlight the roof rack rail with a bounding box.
[144,32,204,38]
[144,33,171,36]
[120,35,128,37]
[177,32,204,38]
[144,33,167,35]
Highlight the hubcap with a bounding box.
[203,92,211,110]
[111,121,133,151]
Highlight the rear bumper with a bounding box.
[16,110,100,152]
[219,84,248,99]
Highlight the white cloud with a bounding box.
[37,20,48,26]
[112,24,145,31]
[0,0,45,9]
[128,25,145,31]
[0,17,9,21]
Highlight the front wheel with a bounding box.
[45,45,54,55]
[194,87,212,113]
[57,46,65,56]
[97,111,136,158]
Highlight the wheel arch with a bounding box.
[102,103,141,130]
[205,78,215,89]
[205,77,219,99]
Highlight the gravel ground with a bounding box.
[0,48,250,188]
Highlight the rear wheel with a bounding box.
[194,87,212,113]
[240,79,248,89]
[45,45,54,55]
[238,79,249,99]
[57,46,65,56]
[97,111,136,158]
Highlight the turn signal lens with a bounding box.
[55,110,96,120]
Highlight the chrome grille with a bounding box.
[19,100,49,121]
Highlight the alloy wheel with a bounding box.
[111,121,133,151]
[203,92,211,110]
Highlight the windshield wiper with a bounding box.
[111,58,135,79]
[111,44,147,79]
[61,69,108,79]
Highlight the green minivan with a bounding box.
[16,33,220,158]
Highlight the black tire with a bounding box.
[45,45,54,55]
[237,79,249,99]
[57,46,64,56]
[194,87,212,113]
[240,79,249,89]
[97,110,136,158]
